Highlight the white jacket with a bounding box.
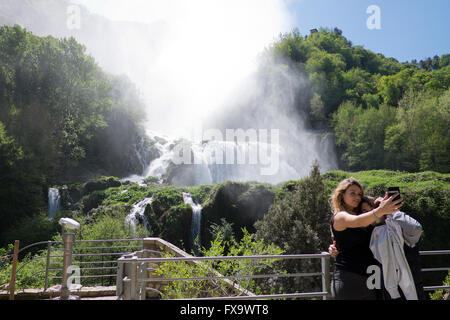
[369,212,422,300]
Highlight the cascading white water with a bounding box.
[182,192,202,253]
[48,188,61,219]
[125,197,153,235]
[137,135,300,186]
[142,131,175,181]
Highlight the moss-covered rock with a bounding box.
[147,186,184,218]
[63,176,121,207]
[202,181,275,246]
[80,190,107,214]
[82,176,121,194]
[159,203,193,250]
[132,186,185,244]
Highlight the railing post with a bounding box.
[60,232,76,299]
[130,258,138,300]
[116,258,124,298]
[9,240,20,300]
[137,262,145,300]
[120,255,138,300]
[321,252,331,300]
[44,241,52,291]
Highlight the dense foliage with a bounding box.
[155,229,284,299]
[254,161,333,294]
[266,27,449,173]
[0,25,152,245]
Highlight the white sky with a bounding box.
[68,0,297,138]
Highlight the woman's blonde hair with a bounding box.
[330,178,364,214]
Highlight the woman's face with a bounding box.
[342,185,363,210]
[361,202,374,213]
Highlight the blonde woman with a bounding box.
[330,178,402,300]
[328,196,383,257]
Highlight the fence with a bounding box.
[3,237,143,298]
[419,250,450,292]
[3,236,450,300]
[115,247,450,300]
[116,247,332,300]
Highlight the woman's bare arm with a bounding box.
[333,193,402,231]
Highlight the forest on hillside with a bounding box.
[0,25,157,240]
[268,27,449,172]
[0,24,449,246]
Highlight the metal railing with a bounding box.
[117,248,450,300]
[8,237,144,294]
[117,252,332,300]
[4,235,450,300]
[419,250,450,292]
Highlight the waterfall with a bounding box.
[182,192,202,253]
[48,188,61,219]
[123,127,336,186]
[137,135,296,186]
[142,132,175,181]
[125,197,153,235]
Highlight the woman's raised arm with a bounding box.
[333,193,403,231]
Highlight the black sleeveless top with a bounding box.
[331,214,379,276]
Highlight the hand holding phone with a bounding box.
[387,187,401,202]
[376,187,404,216]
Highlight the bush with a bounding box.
[429,270,450,300]
[255,161,332,294]
[1,211,61,251]
[155,229,284,299]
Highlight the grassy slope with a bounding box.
[322,170,449,192]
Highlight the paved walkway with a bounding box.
[0,285,117,300]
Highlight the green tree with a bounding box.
[332,100,396,170]
[0,25,149,247]
[306,49,346,114]
[385,89,450,172]
[0,121,23,167]
[439,54,450,69]
[378,68,415,106]
[254,161,332,294]
[341,68,378,107]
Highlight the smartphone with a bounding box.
[387,187,401,202]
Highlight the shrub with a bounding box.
[155,228,284,299]
[255,161,332,294]
[429,270,450,300]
